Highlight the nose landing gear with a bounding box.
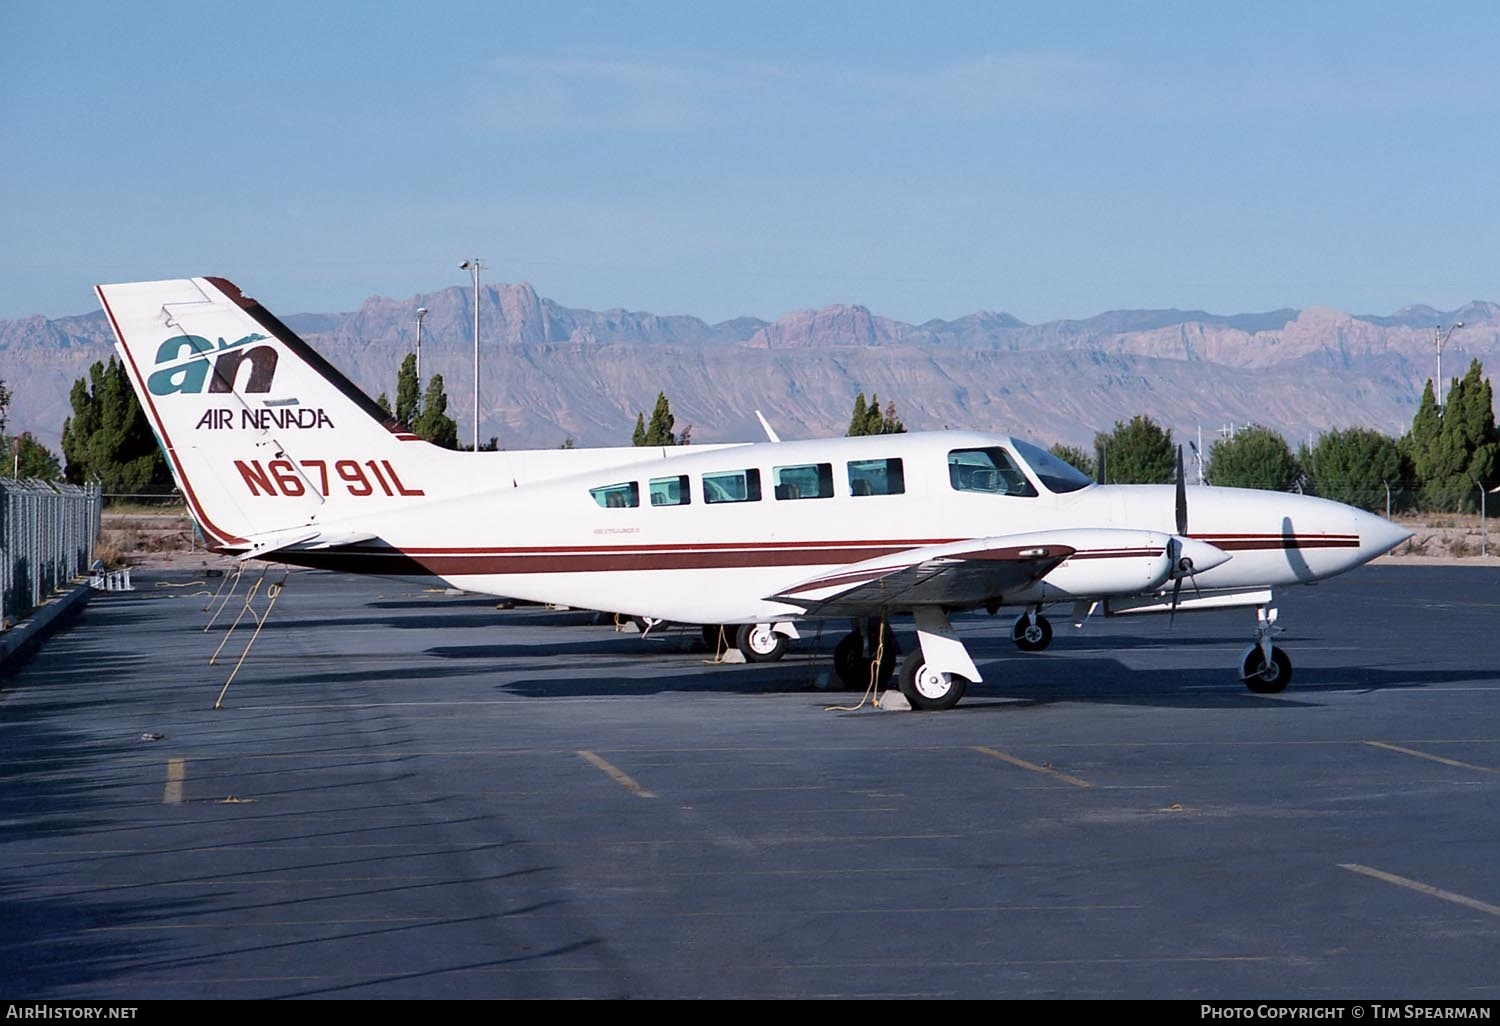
[1239,604,1291,693]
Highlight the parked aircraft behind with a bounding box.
[96,277,1411,709]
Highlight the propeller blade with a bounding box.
[1175,445,1188,536]
[1169,575,1183,627]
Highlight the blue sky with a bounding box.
[4,1,1497,324]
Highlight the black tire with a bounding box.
[737,623,788,662]
[631,615,670,635]
[1012,613,1053,652]
[832,627,899,689]
[897,650,968,711]
[833,631,865,689]
[1242,645,1292,694]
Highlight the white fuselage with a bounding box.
[298,430,1407,624]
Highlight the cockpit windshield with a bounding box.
[1009,438,1095,494]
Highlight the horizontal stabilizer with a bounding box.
[238,526,378,562]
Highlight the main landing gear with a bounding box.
[1240,604,1292,694]
[832,619,899,690]
[700,623,797,662]
[1011,609,1053,652]
[829,610,981,711]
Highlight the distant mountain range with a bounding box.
[4,283,1498,465]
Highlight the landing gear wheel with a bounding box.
[898,650,969,711]
[1012,613,1053,652]
[832,628,898,690]
[737,623,788,662]
[631,615,670,635]
[1242,645,1292,694]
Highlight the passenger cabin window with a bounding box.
[848,457,905,496]
[947,447,1037,497]
[649,475,690,506]
[590,481,640,508]
[773,463,833,500]
[703,468,762,504]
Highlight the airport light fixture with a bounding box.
[459,260,481,451]
[1436,322,1464,412]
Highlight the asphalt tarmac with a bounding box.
[3,563,1499,1000]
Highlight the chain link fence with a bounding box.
[0,479,102,629]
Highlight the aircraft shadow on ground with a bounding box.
[489,652,1486,709]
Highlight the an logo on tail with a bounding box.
[148,333,276,396]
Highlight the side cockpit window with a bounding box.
[590,481,640,508]
[947,447,1037,498]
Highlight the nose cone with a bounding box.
[1354,509,1412,562]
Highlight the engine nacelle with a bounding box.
[1026,531,1230,602]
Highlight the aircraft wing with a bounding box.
[766,536,1075,615]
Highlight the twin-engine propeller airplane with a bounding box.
[96,276,1411,710]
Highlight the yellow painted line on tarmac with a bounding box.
[973,746,1092,788]
[163,758,185,804]
[578,750,657,798]
[1339,864,1500,918]
[1364,740,1497,774]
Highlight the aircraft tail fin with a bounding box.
[96,277,433,551]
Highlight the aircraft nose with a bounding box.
[1356,509,1412,560]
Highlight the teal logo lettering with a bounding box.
[148,333,275,396]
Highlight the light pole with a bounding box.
[459,260,481,451]
[1436,322,1464,412]
[1482,482,1500,558]
[414,306,427,384]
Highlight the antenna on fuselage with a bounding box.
[754,410,782,443]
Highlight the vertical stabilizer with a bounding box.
[96,277,433,549]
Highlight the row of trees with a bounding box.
[30,348,1498,516]
[375,354,462,449]
[1066,358,1498,514]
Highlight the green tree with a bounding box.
[1303,427,1406,513]
[847,391,907,436]
[633,392,678,446]
[1207,425,1300,491]
[0,378,10,435]
[8,433,62,480]
[1047,443,1096,480]
[847,393,869,436]
[411,373,459,449]
[1095,415,1175,484]
[1402,360,1499,511]
[395,353,422,430]
[60,358,170,495]
[376,392,391,416]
